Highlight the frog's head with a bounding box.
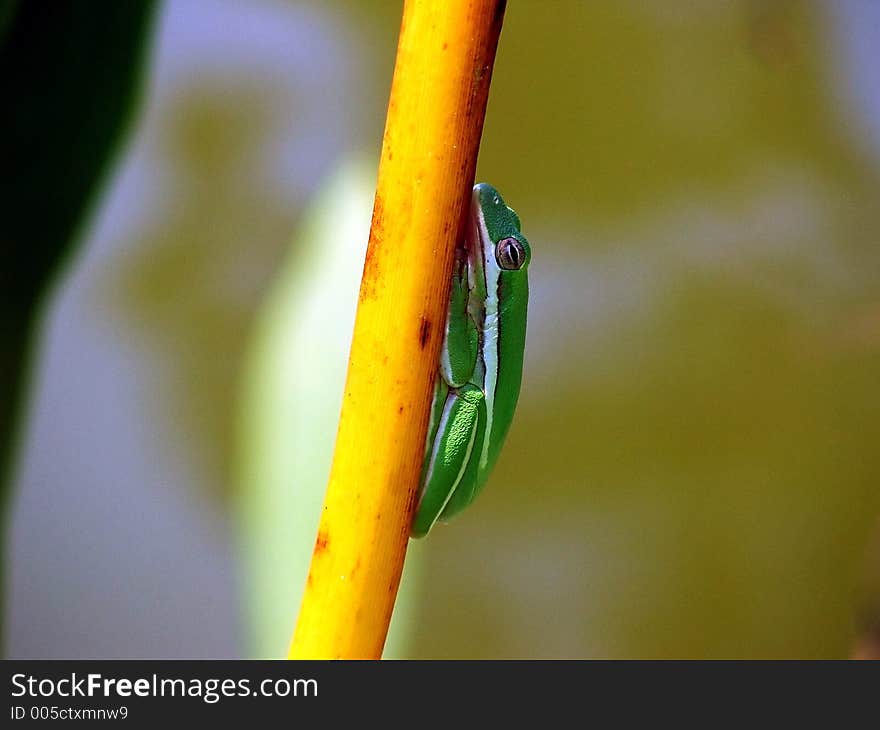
[474,182,531,274]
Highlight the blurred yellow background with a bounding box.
[7,0,880,658]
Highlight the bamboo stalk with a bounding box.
[288,0,506,659]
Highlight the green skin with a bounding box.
[412,183,531,538]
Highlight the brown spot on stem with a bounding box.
[418,317,432,349]
[314,531,330,554]
[405,485,418,512]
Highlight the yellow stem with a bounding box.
[288,0,506,659]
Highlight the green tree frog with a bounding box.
[412,183,531,538]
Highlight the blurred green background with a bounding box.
[4,0,880,659]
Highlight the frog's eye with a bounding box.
[496,237,527,270]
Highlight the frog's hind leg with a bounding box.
[411,385,485,538]
[438,387,487,522]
